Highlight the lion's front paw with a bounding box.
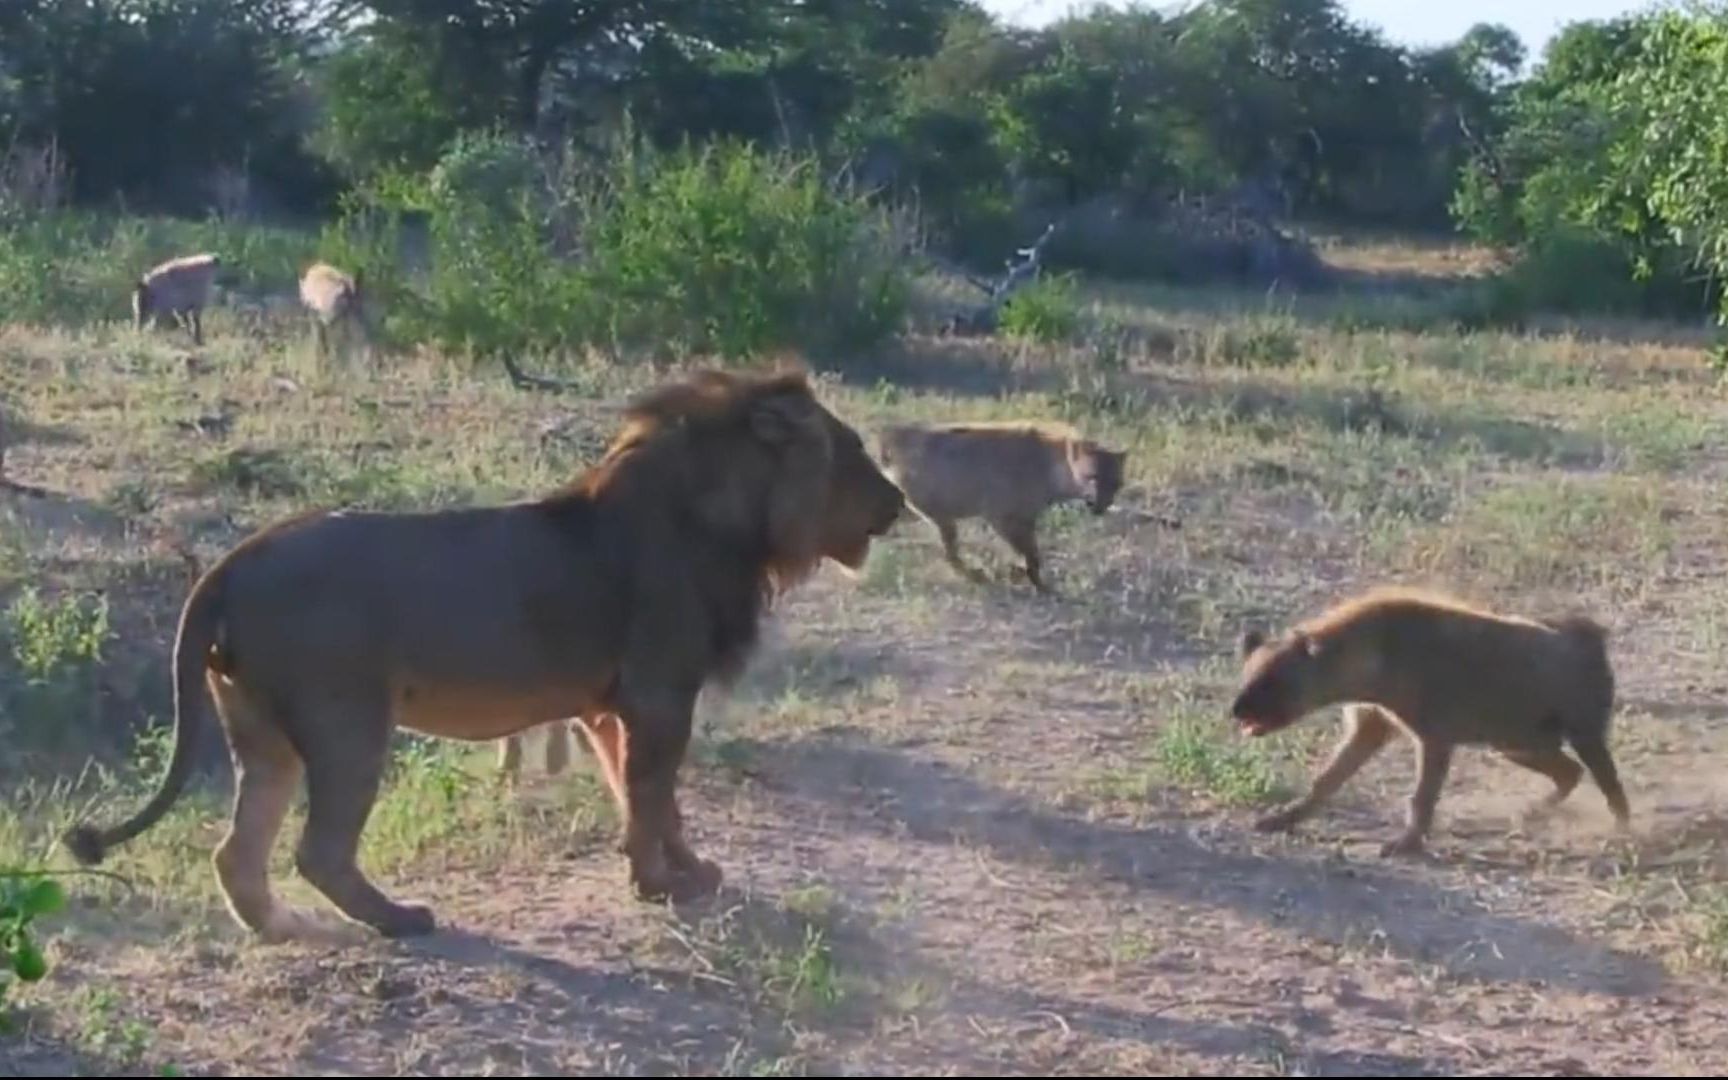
[632,857,722,905]
[674,859,723,903]
[378,902,438,938]
[1379,832,1425,858]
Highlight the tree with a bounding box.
[314,18,511,182]
[1454,22,1525,88]
[0,0,331,210]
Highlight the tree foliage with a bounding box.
[0,0,1522,234]
[1451,6,1728,320]
[0,0,334,212]
[11,0,1726,322]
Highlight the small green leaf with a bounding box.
[21,879,66,917]
[12,938,47,982]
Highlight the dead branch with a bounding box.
[939,218,1063,337]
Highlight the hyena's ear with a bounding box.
[1238,627,1267,658]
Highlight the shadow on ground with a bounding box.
[760,736,1668,998]
[407,888,1465,1076]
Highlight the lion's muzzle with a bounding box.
[870,486,906,535]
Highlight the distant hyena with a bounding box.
[298,261,373,362]
[877,420,1128,591]
[497,685,737,782]
[497,720,575,781]
[133,253,220,346]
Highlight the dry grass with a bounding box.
[5,236,1728,1074]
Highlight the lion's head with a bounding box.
[594,367,905,587]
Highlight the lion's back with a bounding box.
[214,503,624,680]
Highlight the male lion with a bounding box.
[62,368,905,943]
[1231,586,1631,857]
[875,420,1127,591]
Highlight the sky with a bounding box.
[981,0,1662,62]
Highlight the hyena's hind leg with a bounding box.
[497,722,576,781]
[986,513,1049,592]
[542,719,572,775]
[1566,726,1631,831]
[929,514,986,583]
[1496,742,1584,823]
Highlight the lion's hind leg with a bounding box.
[292,697,436,938]
[210,678,314,943]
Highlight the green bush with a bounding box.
[0,871,65,1009]
[1,587,111,758]
[413,133,583,359]
[362,137,912,363]
[1456,227,1715,326]
[579,141,911,359]
[997,271,1082,344]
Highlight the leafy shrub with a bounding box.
[1448,12,1728,326]
[998,271,1082,343]
[1455,228,1715,326]
[419,157,580,359]
[579,141,911,359]
[1,587,111,756]
[0,871,64,1009]
[360,137,912,363]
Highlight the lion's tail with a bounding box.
[63,560,229,866]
